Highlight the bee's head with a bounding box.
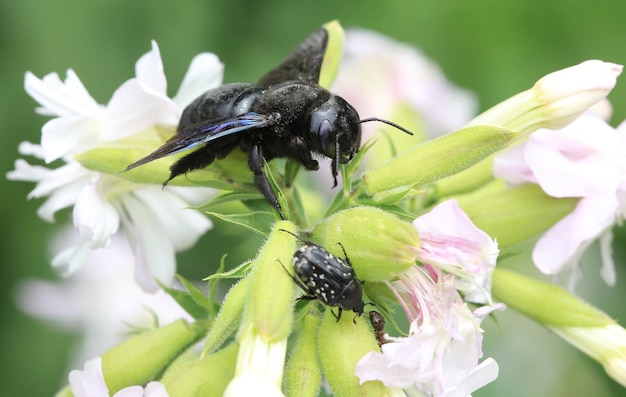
[310,95,362,164]
[310,94,414,187]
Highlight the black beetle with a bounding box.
[279,229,365,323]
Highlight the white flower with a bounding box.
[70,357,170,397]
[413,200,499,304]
[15,230,193,367]
[224,325,287,397]
[8,41,222,290]
[356,267,502,396]
[493,111,626,288]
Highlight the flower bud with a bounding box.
[318,310,387,397]
[362,125,518,194]
[313,207,419,281]
[245,220,297,341]
[493,268,626,387]
[55,319,207,396]
[203,277,249,356]
[284,313,322,397]
[160,343,238,396]
[433,61,622,198]
[467,60,622,134]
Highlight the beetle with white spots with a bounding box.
[279,230,365,323]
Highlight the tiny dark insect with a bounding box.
[124,22,412,219]
[369,310,387,347]
[279,229,365,323]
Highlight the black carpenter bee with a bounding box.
[124,22,412,219]
[279,229,365,323]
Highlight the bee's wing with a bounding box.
[258,20,344,89]
[124,112,276,171]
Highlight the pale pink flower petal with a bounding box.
[533,60,623,108]
[334,29,476,137]
[413,200,498,303]
[523,116,622,198]
[532,197,618,275]
[495,111,626,284]
[356,267,500,396]
[492,142,537,185]
[469,60,622,134]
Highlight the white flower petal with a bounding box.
[173,52,224,109]
[143,382,170,397]
[133,188,212,250]
[102,79,178,140]
[8,160,88,222]
[73,183,120,247]
[14,278,83,326]
[16,141,45,159]
[69,357,109,397]
[25,70,100,117]
[112,386,144,397]
[52,239,92,275]
[442,358,499,397]
[599,231,616,286]
[120,193,176,290]
[135,40,167,95]
[41,115,99,162]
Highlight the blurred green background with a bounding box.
[2,0,626,395]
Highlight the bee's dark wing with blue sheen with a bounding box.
[124,112,275,171]
[257,27,328,86]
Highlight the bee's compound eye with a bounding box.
[319,119,335,156]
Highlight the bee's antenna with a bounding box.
[359,117,414,136]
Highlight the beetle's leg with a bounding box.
[277,259,311,293]
[336,242,350,264]
[330,307,343,322]
[248,140,285,219]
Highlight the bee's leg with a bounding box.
[248,141,286,219]
[165,148,216,186]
